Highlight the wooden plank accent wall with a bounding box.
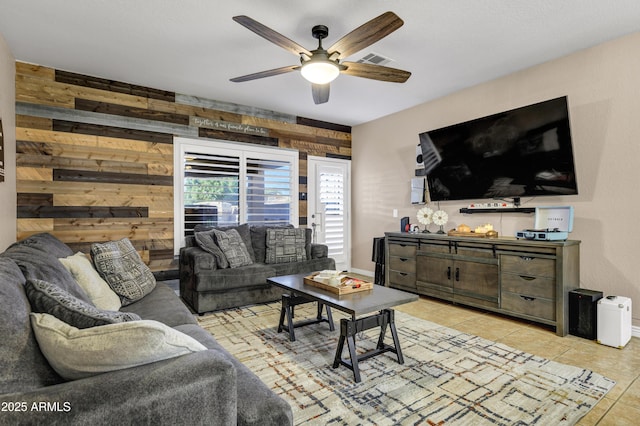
[15,62,351,272]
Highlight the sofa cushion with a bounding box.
[5,232,74,259]
[193,263,276,292]
[91,238,157,306]
[269,257,337,277]
[59,252,122,311]
[120,282,197,327]
[212,229,253,268]
[195,223,255,262]
[194,230,229,269]
[0,258,62,393]
[1,233,91,303]
[25,278,141,329]
[250,224,294,263]
[30,313,207,380]
[175,323,293,425]
[265,228,307,264]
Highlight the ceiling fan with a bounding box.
[230,11,411,104]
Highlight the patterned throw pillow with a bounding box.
[211,229,253,268]
[25,279,141,329]
[91,238,156,306]
[30,313,206,380]
[265,228,308,264]
[194,230,229,269]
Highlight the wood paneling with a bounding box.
[53,169,173,186]
[75,99,189,126]
[15,62,351,272]
[53,120,173,144]
[56,69,175,102]
[198,127,279,146]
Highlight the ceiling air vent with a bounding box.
[356,52,393,66]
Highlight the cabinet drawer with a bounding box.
[420,243,450,255]
[388,243,417,257]
[456,247,495,259]
[501,292,555,321]
[501,273,555,299]
[501,255,555,278]
[389,270,416,289]
[389,256,416,274]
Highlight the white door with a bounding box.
[308,156,350,271]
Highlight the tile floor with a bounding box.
[395,297,640,426]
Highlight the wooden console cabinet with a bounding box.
[385,232,580,336]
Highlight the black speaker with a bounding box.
[569,289,603,340]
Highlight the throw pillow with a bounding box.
[211,229,253,268]
[91,238,156,306]
[265,228,308,264]
[25,279,141,329]
[30,313,207,380]
[59,252,122,311]
[250,224,294,263]
[194,223,255,262]
[194,230,229,269]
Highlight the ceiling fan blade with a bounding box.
[341,61,411,83]
[230,65,299,82]
[312,83,330,104]
[328,11,404,59]
[233,15,312,57]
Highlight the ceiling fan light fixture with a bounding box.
[300,60,340,84]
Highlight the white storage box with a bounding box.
[597,296,632,348]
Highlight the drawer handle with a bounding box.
[519,256,534,261]
[398,272,408,277]
[519,275,536,281]
[520,296,536,302]
[399,258,409,262]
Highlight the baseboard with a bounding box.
[632,325,640,338]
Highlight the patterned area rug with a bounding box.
[197,302,614,425]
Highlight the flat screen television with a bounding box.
[419,96,578,202]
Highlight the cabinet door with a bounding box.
[417,255,453,289]
[454,260,499,302]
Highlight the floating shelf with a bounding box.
[459,207,535,214]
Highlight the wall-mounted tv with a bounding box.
[419,96,578,202]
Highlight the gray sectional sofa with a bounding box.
[0,233,292,425]
[180,224,336,314]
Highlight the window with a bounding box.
[318,168,346,257]
[174,137,298,251]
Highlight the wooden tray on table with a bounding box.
[447,230,498,238]
[304,273,373,295]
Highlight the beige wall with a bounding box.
[0,33,16,250]
[353,32,640,326]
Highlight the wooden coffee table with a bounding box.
[267,273,419,383]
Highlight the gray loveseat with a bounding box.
[180,224,336,314]
[0,233,292,425]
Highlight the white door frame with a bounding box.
[307,156,351,272]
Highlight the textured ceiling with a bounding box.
[2,0,640,126]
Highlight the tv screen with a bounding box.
[419,97,578,202]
